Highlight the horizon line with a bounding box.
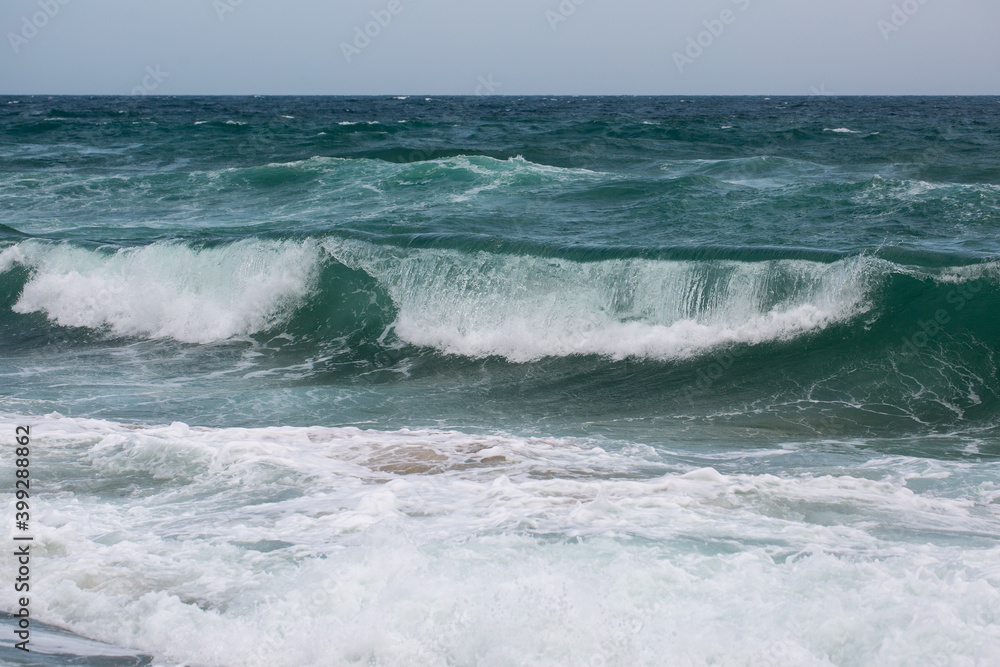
[2,93,998,98]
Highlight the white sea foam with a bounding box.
[438,156,601,201]
[2,413,998,667]
[824,127,861,134]
[659,156,833,187]
[928,260,1000,284]
[326,239,878,362]
[2,239,322,343]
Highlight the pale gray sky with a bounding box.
[1,0,997,95]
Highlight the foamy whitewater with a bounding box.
[1,96,999,666]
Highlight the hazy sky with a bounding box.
[1,0,997,95]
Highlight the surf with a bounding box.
[2,236,995,357]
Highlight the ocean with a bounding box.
[0,95,998,666]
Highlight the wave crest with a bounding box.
[2,239,322,343]
[326,239,878,362]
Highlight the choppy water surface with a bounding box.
[1,96,998,666]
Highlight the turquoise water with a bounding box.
[1,96,999,666]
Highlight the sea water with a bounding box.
[0,96,998,666]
